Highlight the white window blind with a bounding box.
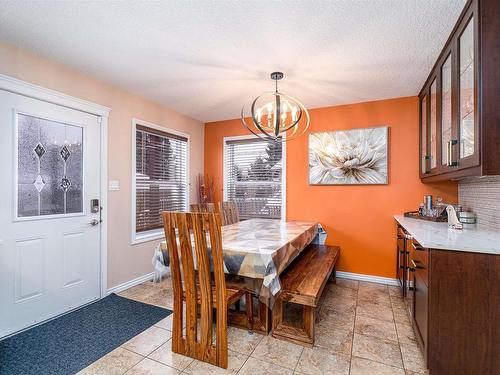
[135,124,188,233]
[224,137,283,220]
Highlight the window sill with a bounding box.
[131,230,165,245]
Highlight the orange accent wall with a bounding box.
[204,96,458,279]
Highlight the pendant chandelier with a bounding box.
[241,72,309,142]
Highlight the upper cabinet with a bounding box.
[419,0,500,182]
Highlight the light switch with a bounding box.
[108,180,120,191]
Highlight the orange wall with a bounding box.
[204,96,458,279]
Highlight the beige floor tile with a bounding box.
[334,278,359,290]
[327,286,358,299]
[239,357,293,375]
[122,326,172,356]
[390,298,407,311]
[352,334,403,368]
[350,356,406,375]
[316,309,355,331]
[125,358,179,375]
[251,335,303,370]
[154,315,173,331]
[77,347,143,375]
[358,290,392,307]
[314,325,353,356]
[227,326,264,355]
[295,346,350,375]
[358,282,388,293]
[183,350,247,375]
[356,301,394,323]
[388,286,401,297]
[393,308,411,325]
[147,340,193,371]
[400,343,428,374]
[354,315,398,342]
[395,323,417,345]
[321,295,357,315]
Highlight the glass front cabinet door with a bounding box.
[419,1,479,180]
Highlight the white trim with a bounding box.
[131,118,190,245]
[336,271,399,286]
[222,134,287,221]
[0,73,110,299]
[0,73,110,116]
[99,115,109,297]
[106,272,155,295]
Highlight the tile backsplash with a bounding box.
[458,176,500,230]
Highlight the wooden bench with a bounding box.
[271,244,340,347]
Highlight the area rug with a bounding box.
[0,293,172,375]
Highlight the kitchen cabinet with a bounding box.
[419,0,500,181]
[394,221,500,374]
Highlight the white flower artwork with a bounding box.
[309,126,388,185]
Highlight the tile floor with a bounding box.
[77,277,428,375]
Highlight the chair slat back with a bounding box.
[162,211,228,368]
[218,201,240,226]
[190,203,217,214]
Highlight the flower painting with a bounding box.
[309,126,388,185]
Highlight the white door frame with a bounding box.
[0,73,111,298]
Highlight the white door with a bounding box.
[0,90,101,338]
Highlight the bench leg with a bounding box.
[245,292,254,333]
[303,306,315,344]
[330,266,337,284]
[271,300,315,347]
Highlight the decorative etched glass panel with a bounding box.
[459,17,474,158]
[441,54,452,165]
[430,79,437,169]
[17,113,83,217]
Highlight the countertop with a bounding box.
[394,215,500,255]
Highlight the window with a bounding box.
[224,136,285,220]
[132,120,189,243]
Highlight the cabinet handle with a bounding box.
[412,242,424,251]
[422,155,430,174]
[447,139,458,166]
[410,259,425,269]
[446,141,451,166]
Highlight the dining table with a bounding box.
[159,218,325,303]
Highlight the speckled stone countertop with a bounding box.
[394,215,500,255]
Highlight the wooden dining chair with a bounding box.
[218,201,240,226]
[162,211,246,368]
[190,203,217,214]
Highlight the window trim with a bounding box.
[223,134,286,221]
[131,118,190,245]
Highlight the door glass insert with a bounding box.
[459,17,474,158]
[17,113,83,217]
[421,95,427,174]
[441,54,452,165]
[430,79,437,169]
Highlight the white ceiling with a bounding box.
[0,0,466,123]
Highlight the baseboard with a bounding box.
[336,271,398,286]
[106,272,155,295]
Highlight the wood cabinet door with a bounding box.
[413,267,428,359]
[454,1,480,170]
[419,93,430,177]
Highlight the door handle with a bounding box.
[89,219,100,226]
